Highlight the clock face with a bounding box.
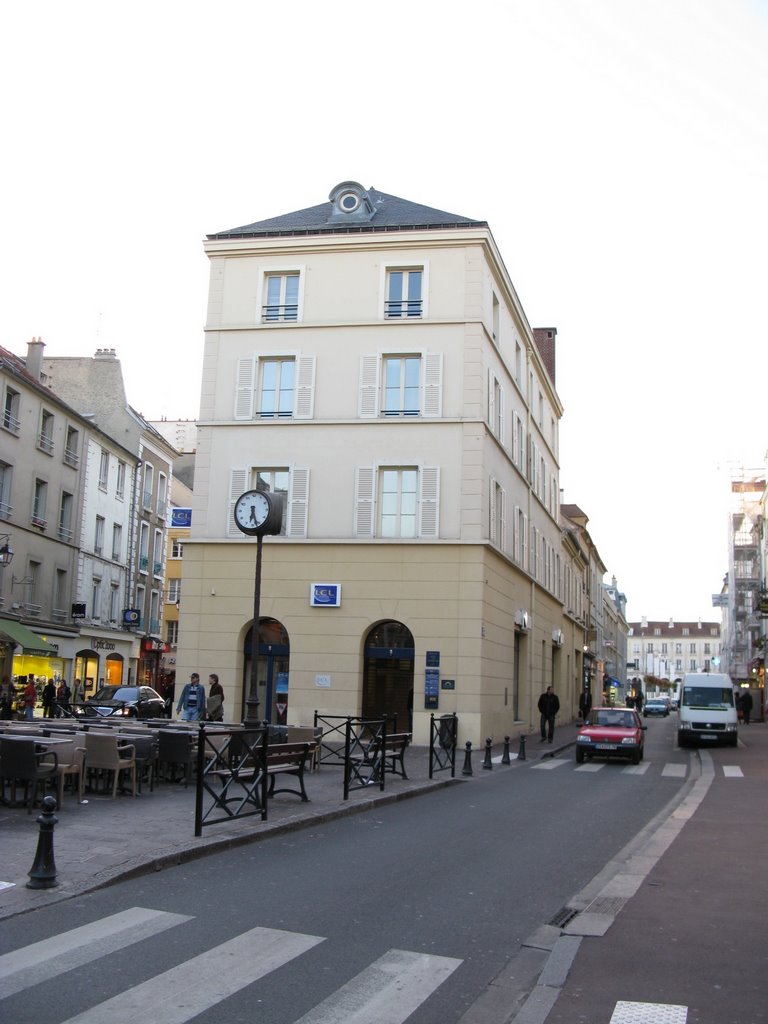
[234,490,271,534]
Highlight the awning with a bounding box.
[0,619,58,656]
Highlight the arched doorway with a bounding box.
[363,621,415,731]
[105,653,124,687]
[242,618,290,724]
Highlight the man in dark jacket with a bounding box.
[538,686,560,743]
[740,689,753,725]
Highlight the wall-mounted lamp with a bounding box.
[0,534,13,567]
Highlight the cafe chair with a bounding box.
[157,730,196,787]
[0,736,59,812]
[54,739,86,806]
[84,732,137,798]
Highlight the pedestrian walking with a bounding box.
[634,690,644,713]
[578,689,592,721]
[42,677,57,719]
[57,680,72,717]
[0,676,14,720]
[207,673,224,721]
[538,685,560,743]
[740,689,753,725]
[176,672,206,721]
[23,676,36,720]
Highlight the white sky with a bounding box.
[2,0,766,624]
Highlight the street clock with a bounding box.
[233,489,284,536]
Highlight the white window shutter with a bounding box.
[419,466,440,538]
[489,477,497,543]
[234,358,256,420]
[422,352,442,417]
[354,467,376,537]
[499,485,507,550]
[287,467,309,537]
[487,368,495,430]
[358,355,380,418]
[498,384,505,445]
[514,505,521,562]
[294,355,315,419]
[227,469,248,537]
[522,512,528,570]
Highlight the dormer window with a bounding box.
[327,181,376,223]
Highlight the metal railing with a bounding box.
[194,724,268,835]
[429,713,458,778]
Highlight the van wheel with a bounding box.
[728,734,738,747]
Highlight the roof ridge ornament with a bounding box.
[326,181,377,223]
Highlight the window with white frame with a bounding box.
[53,569,67,619]
[259,358,295,418]
[354,465,439,539]
[488,372,505,444]
[64,425,79,467]
[94,515,105,556]
[157,473,168,516]
[111,523,122,561]
[150,590,160,634]
[514,506,528,567]
[33,479,48,527]
[91,577,102,620]
[98,450,109,490]
[166,620,179,646]
[109,584,120,623]
[116,460,126,499]
[385,268,423,319]
[490,479,506,550]
[513,415,525,471]
[235,354,315,420]
[153,529,163,575]
[358,352,442,418]
[263,272,300,322]
[167,578,181,603]
[39,410,54,454]
[142,463,154,509]
[26,561,41,613]
[171,538,184,558]
[0,462,11,519]
[136,585,145,628]
[139,522,149,572]
[3,387,20,434]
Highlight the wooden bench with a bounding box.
[380,732,410,779]
[265,741,317,802]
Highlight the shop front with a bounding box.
[0,617,62,689]
[73,631,138,700]
[140,637,170,691]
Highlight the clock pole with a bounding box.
[243,534,264,727]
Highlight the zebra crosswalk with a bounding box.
[0,908,462,1024]
[525,758,746,777]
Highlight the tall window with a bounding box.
[64,426,79,466]
[263,273,299,322]
[91,577,102,620]
[153,529,163,574]
[380,468,418,538]
[53,569,67,620]
[33,479,48,526]
[142,464,154,509]
[26,561,41,614]
[385,269,422,318]
[171,538,184,558]
[157,473,168,516]
[0,463,12,519]
[109,584,120,623]
[111,523,122,561]
[39,410,54,454]
[139,522,149,572]
[98,450,109,490]
[166,620,179,646]
[490,480,505,549]
[94,515,105,556]
[253,469,289,535]
[3,388,20,433]
[59,491,74,542]
[259,358,295,418]
[116,460,126,498]
[167,579,181,603]
[383,356,420,416]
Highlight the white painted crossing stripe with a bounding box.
[60,926,324,1024]
[621,763,650,775]
[610,998,687,1022]
[723,765,743,777]
[0,907,192,999]
[532,758,569,770]
[661,763,687,778]
[292,948,462,1024]
[575,762,603,772]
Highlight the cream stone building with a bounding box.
[178,181,584,746]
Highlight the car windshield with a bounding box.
[92,686,139,702]
[591,710,636,728]
[682,686,733,709]
[647,701,665,707]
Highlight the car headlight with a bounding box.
[679,718,690,729]
[577,735,592,744]
[620,737,636,744]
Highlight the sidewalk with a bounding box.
[0,724,582,922]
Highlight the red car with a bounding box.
[575,707,646,765]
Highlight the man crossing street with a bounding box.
[538,685,560,743]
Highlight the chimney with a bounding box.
[668,617,674,628]
[641,615,647,628]
[533,327,557,385]
[26,336,45,381]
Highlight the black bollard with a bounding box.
[27,795,59,890]
[517,734,527,762]
[501,736,511,765]
[461,740,473,776]
[482,737,493,770]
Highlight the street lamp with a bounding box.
[0,535,13,567]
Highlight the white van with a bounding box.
[677,672,738,747]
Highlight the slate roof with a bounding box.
[208,187,487,240]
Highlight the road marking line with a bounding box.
[610,998,687,1022]
[575,763,603,772]
[531,759,569,770]
[293,948,462,1024]
[0,907,192,999]
[621,763,650,775]
[59,926,324,1024]
[722,765,743,777]
[661,764,687,777]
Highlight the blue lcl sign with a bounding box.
[310,583,341,607]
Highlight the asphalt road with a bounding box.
[0,716,690,1024]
